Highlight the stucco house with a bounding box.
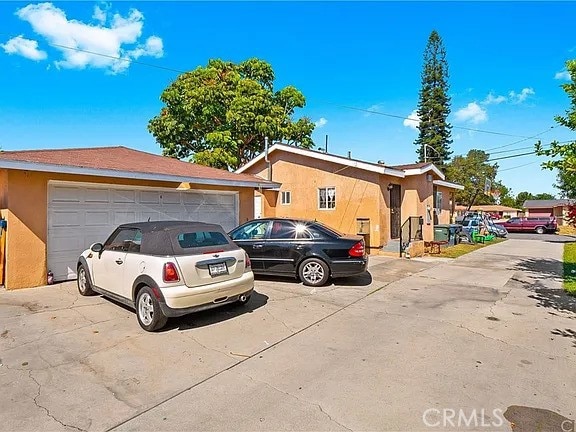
[236,143,463,252]
[0,146,278,290]
[523,199,574,225]
[455,205,521,220]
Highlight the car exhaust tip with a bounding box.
[239,295,247,302]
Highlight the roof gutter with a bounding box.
[0,160,281,189]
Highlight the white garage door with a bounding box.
[48,181,239,281]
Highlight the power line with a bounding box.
[333,104,534,138]
[490,143,551,155]
[498,161,541,172]
[0,31,568,152]
[484,126,556,151]
[0,32,187,74]
[488,151,538,162]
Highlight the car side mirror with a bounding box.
[90,243,103,253]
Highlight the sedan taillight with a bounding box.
[244,252,252,272]
[163,262,180,282]
[348,240,365,257]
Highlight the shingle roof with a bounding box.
[389,162,433,170]
[523,199,573,208]
[0,146,274,187]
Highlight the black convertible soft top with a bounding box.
[115,221,238,256]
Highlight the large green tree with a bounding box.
[445,150,498,207]
[414,30,453,168]
[148,58,315,170]
[555,166,576,198]
[536,59,576,183]
[514,191,535,209]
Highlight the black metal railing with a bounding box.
[400,216,424,257]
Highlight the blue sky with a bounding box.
[1,1,575,197]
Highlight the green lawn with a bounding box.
[435,238,505,259]
[563,243,576,295]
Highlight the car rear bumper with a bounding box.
[330,257,369,278]
[158,272,254,317]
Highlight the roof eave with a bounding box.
[0,160,280,189]
[236,143,406,178]
[433,179,464,190]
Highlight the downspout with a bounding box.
[264,136,271,181]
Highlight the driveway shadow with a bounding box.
[331,272,373,286]
[254,272,373,287]
[163,290,269,332]
[510,257,576,315]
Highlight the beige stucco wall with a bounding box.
[399,175,435,241]
[249,152,388,249]
[436,185,455,225]
[1,169,255,290]
[243,153,459,245]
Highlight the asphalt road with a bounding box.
[506,232,576,242]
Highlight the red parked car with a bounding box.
[495,217,558,234]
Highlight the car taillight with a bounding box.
[349,240,365,257]
[163,262,180,282]
[244,252,251,272]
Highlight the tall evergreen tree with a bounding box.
[414,30,453,168]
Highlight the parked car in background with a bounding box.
[228,218,368,287]
[495,216,558,234]
[77,221,254,332]
[460,214,508,238]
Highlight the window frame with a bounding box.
[281,190,292,206]
[318,186,336,210]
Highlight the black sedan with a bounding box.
[228,218,368,287]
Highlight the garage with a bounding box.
[0,145,281,289]
[47,181,239,281]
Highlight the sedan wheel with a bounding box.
[136,286,168,332]
[77,265,94,296]
[299,258,330,287]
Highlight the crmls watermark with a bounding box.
[562,420,576,432]
[422,408,505,428]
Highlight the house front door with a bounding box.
[390,184,401,239]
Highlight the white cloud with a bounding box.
[454,102,488,124]
[555,70,571,80]
[483,92,506,105]
[402,109,420,130]
[11,2,163,74]
[0,35,47,60]
[508,87,535,104]
[92,3,109,24]
[315,117,328,128]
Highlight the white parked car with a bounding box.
[77,221,254,331]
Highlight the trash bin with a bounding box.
[434,225,450,243]
[435,224,462,245]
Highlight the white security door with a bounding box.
[254,195,262,219]
[47,182,239,281]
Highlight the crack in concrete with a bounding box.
[264,308,295,334]
[239,371,352,431]
[182,332,237,360]
[489,287,513,318]
[28,370,87,432]
[77,359,139,409]
[3,317,118,353]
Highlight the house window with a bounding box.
[281,191,291,205]
[318,187,336,210]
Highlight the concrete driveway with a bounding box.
[1,239,575,431]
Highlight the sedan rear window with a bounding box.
[177,231,230,249]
